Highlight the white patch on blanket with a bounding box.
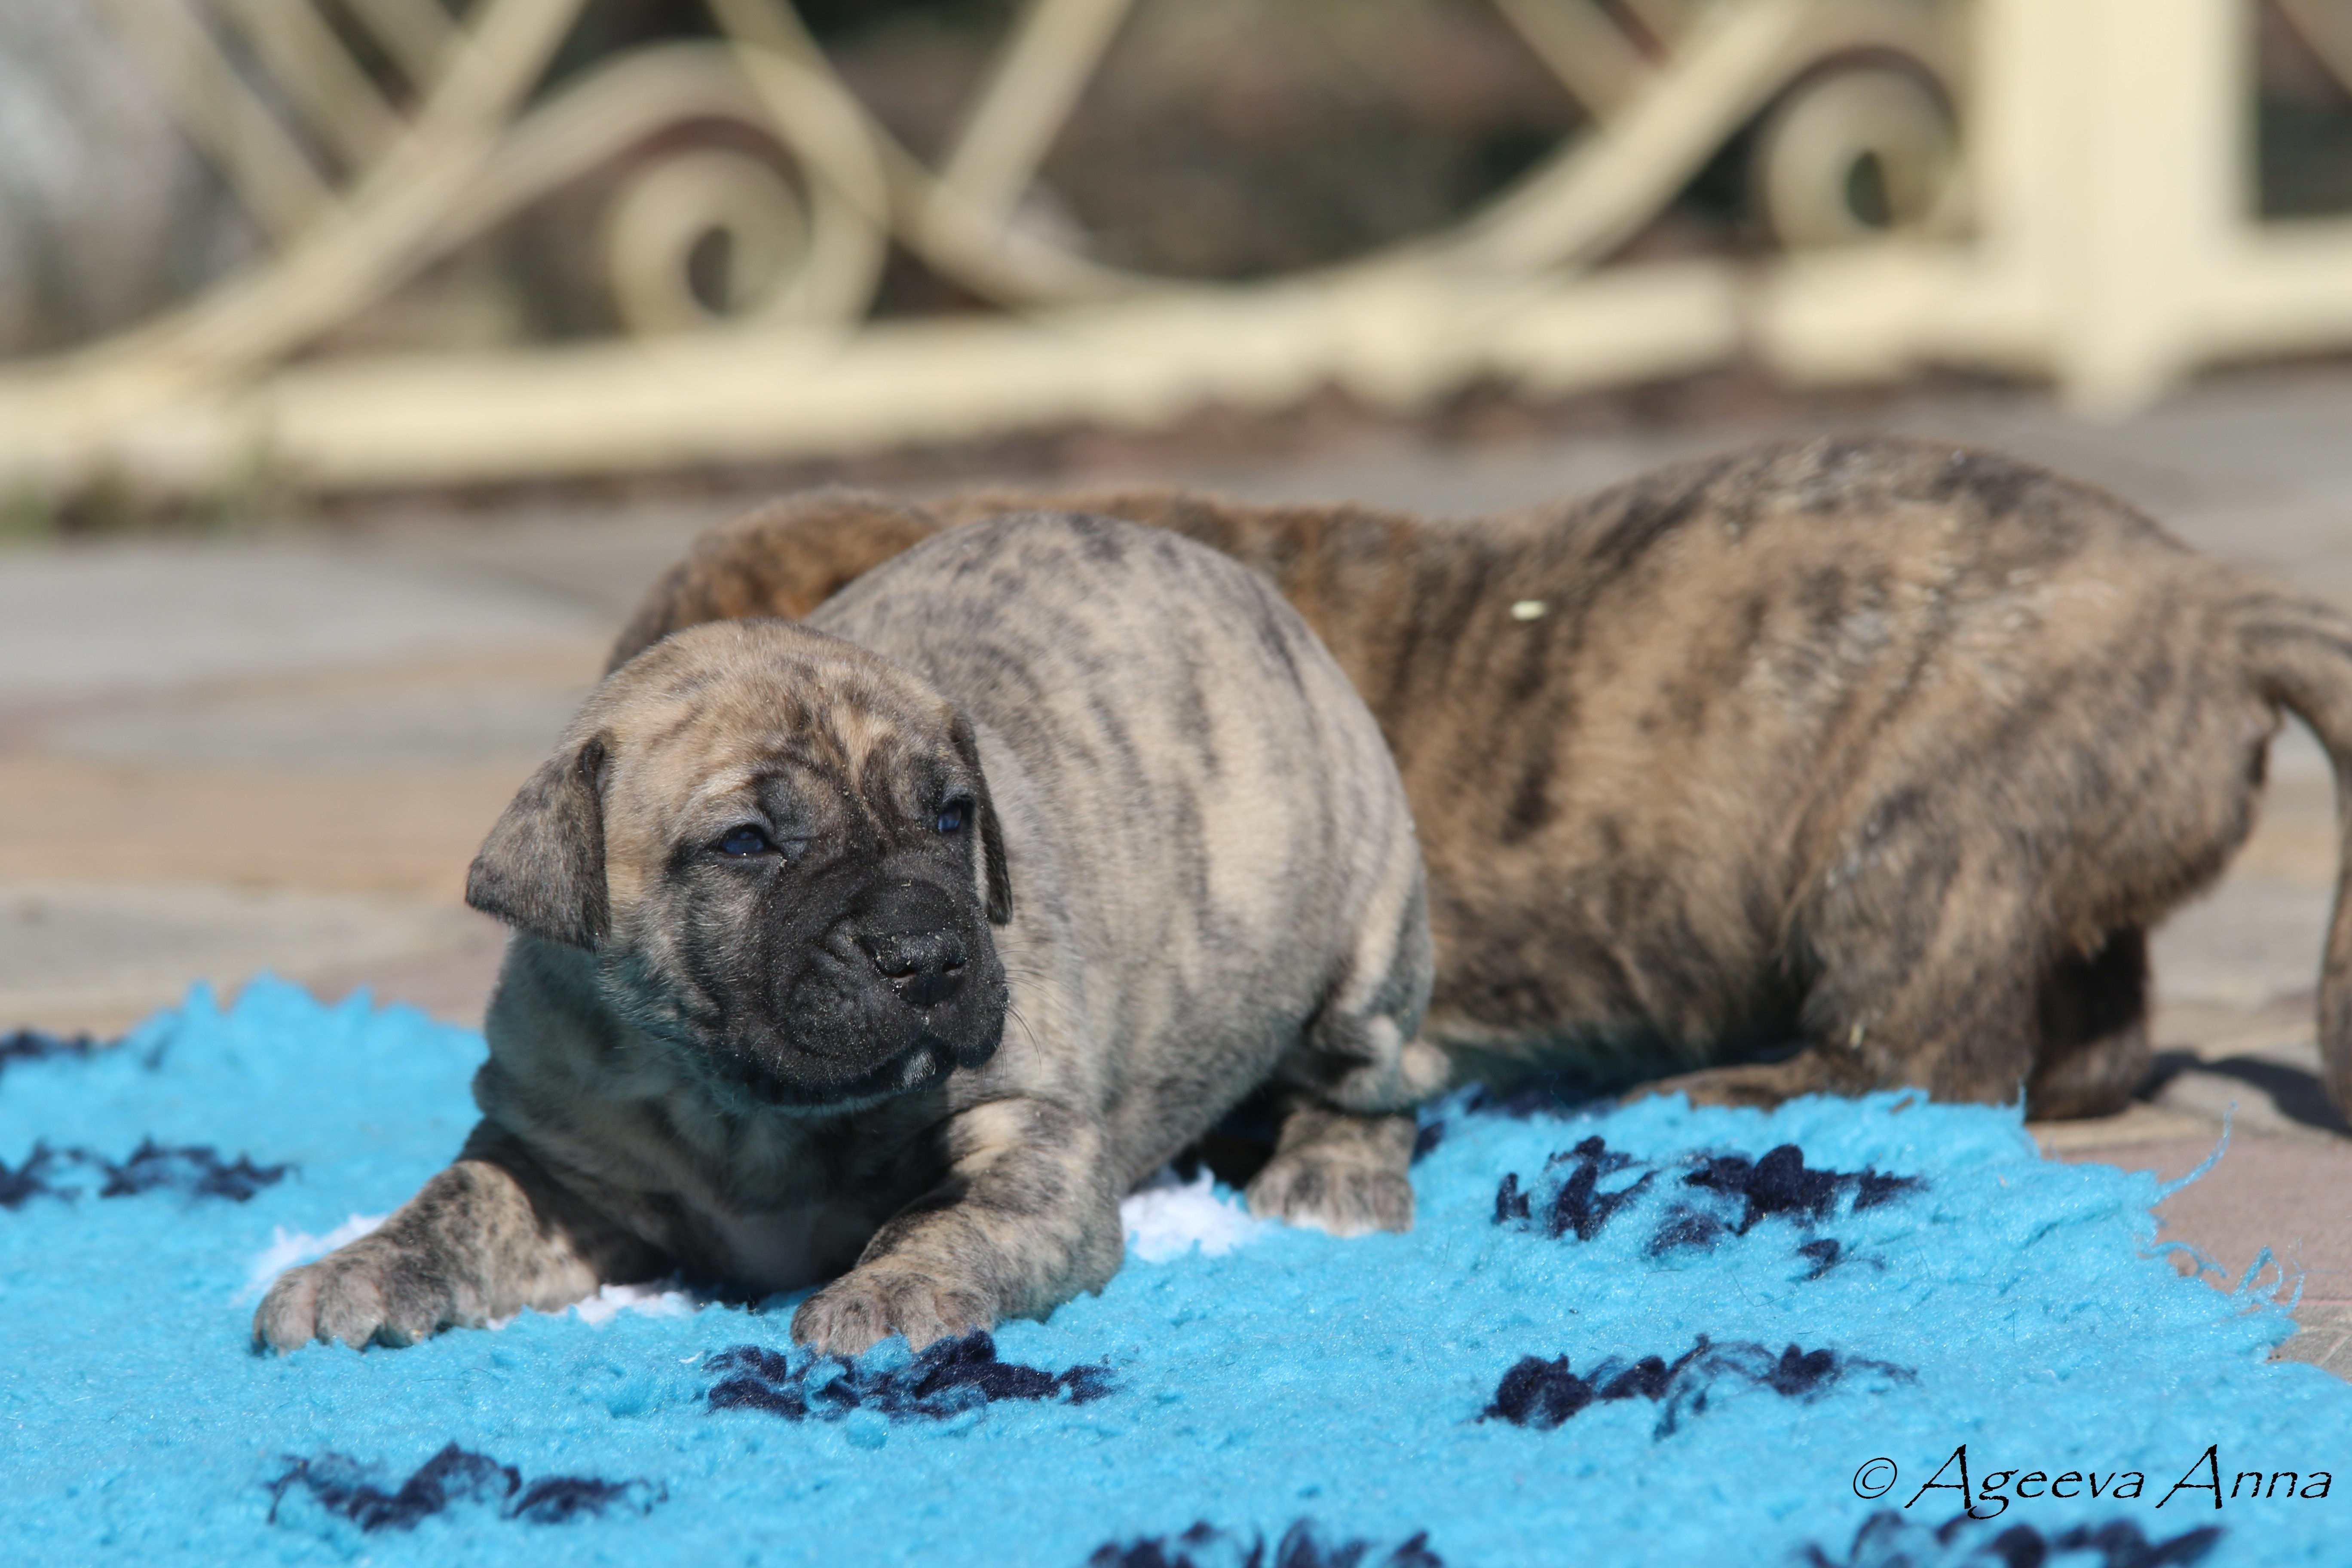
[238,1213,385,1303]
[238,1177,1254,1320]
[569,1279,705,1324]
[1121,1166,1267,1263]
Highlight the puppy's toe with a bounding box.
[1246,1155,1415,1237]
[792,1269,992,1356]
[253,1247,453,1353]
[312,1267,398,1349]
[253,1268,325,1353]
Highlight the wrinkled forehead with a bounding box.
[595,637,963,823]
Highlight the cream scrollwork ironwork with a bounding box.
[1,0,2348,501]
[1752,62,1963,249]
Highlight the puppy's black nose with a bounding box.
[864,928,967,1009]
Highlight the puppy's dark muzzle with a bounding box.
[713,872,1006,1106]
[862,928,967,1010]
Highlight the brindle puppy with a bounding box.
[254,513,1439,1356]
[611,437,2352,1121]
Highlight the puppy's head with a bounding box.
[467,619,1012,1112]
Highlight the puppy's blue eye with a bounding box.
[934,803,966,835]
[717,826,771,857]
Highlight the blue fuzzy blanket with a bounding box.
[3,980,2346,1566]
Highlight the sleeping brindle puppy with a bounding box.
[611,437,2352,1122]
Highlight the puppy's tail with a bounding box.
[2241,589,2352,1119]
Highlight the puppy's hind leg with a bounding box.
[2024,926,2151,1120]
[1246,919,1450,1236]
[1246,1097,1421,1236]
[1652,848,2055,1112]
[1796,871,2050,1107]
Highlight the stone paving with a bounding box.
[3,368,2348,1371]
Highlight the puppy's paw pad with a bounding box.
[792,1270,991,1357]
[1246,1158,1415,1237]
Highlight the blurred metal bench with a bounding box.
[0,0,2347,501]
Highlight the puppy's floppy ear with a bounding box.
[947,712,1013,926]
[466,735,611,948]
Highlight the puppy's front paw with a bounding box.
[1631,1056,1849,1111]
[252,1240,456,1353]
[792,1268,992,1356]
[1246,1154,1415,1237]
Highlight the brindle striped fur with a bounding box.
[254,514,1438,1356]
[612,437,2352,1121]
